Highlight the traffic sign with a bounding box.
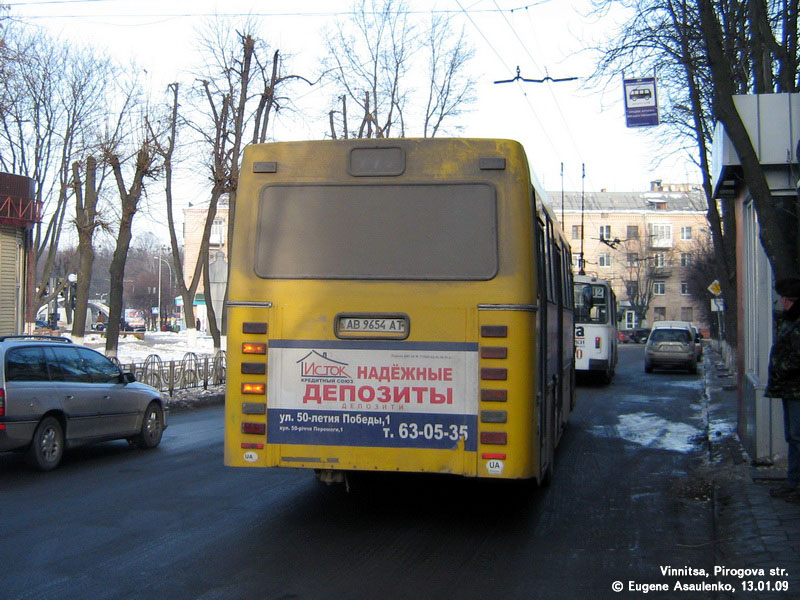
[707,280,722,296]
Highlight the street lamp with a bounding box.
[154,254,174,331]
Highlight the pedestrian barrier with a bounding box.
[109,350,227,395]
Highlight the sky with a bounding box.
[6,0,701,240]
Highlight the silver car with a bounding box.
[0,335,167,471]
[644,326,698,374]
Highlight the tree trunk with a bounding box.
[105,147,153,357]
[71,156,100,343]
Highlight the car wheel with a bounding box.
[645,362,653,373]
[689,363,698,375]
[133,402,164,449]
[26,416,64,471]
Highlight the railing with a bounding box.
[109,350,227,396]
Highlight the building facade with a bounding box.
[182,199,229,331]
[183,199,229,289]
[712,92,800,463]
[0,173,40,335]
[552,182,710,332]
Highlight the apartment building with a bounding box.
[551,181,710,331]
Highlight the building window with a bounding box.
[654,280,666,295]
[653,307,666,321]
[599,253,611,267]
[680,252,691,267]
[681,226,692,240]
[680,281,690,295]
[626,280,638,298]
[210,218,225,246]
[625,310,636,329]
[571,225,582,240]
[653,253,665,268]
[649,223,673,248]
[599,225,611,240]
[681,307,693,322]
[572,254,581,270]
[627,225,639,240]
[627,253,638,267]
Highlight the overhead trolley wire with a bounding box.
[491,0,588,176]
[454,0,562,162]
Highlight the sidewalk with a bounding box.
[702,348,800,595]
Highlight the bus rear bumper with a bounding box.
[588,359,610,371]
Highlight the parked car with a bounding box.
[644,324,697,374]
[629,328,651,344]
[652,320,703,361]
[617,331,632,343]
[0,335,168,471]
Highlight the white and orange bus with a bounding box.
[225,138,575,484]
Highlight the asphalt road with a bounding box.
[1,344,715,600]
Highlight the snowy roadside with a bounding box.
[167,384,226,412]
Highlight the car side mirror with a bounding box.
[122,372,137,384]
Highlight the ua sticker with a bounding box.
[244,451,259,463]
[486,459,504,475]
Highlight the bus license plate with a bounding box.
[336,315,408,338]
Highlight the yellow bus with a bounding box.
[225,138,575,484]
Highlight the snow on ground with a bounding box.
[73,330,222,364]
[593,412,703,453]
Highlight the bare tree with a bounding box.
[587,0,746,344]
[103,139,159,357]
[696,0,799,280]
[422,14,476,137]
[324,0,476,139]
[325,0,413,138]
[618,235,662,327]
[0,27,114,322]
[186,19,310,350]
[187,23,259,351]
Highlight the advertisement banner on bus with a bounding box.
[266,340,479,451]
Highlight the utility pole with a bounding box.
[580,163,586,275]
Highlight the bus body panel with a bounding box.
[226,139,573,481]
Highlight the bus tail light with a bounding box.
[242,382,265,395]
[480,431,507,445]
[595,337,601,349]
[482,453,507,460]
[242,342,267,354]
[242,422,266,435]
[241,442,264,449]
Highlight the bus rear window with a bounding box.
[254,183,498,280]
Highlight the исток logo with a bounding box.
[297,350,351,379]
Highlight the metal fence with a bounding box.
[109,350,227,395]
